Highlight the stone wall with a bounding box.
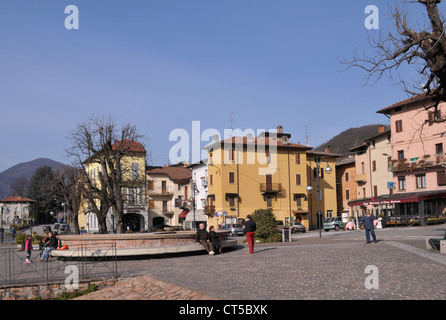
[0,278,118,300]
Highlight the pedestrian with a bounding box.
[209,226,222,254]
[24,235,33,263]
[195,223,215,255]
[242,215,256,254]
[362,210,377,244]
[40,231,58,262]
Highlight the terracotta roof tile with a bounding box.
[0,196,36,203]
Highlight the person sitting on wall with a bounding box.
[195,223,215,255]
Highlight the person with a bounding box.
[195,223,214,255]
[40,232,58,262]
[209,226,222,254]
[362,210,377,244]
[242,215,256,254]
[24,235,33,263]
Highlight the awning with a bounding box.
[179,210,190,218]
[349,197,419,207]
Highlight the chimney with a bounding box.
[378,125,385,133]
[277,125,283,134]
[325,145,331,153]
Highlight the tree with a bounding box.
[66,115,146,234]
[251,208,281,241]
[343,0,446,119]
[53,167,82,234]
[10,176,29,197]
[27,166,60,223]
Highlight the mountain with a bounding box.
[0,158,69,200]
[314,124,390,157]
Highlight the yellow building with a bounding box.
[306,147,340,230]
[205,126,333,230]
[78,139,147,233]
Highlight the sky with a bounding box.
[0,0,441,172]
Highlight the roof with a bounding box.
[147,165,192,183]
[204,136,313,151]
[112,139,146,153]
[335,157,355,167]
[376,94,433,115]
[306,150,342,158]
[0,196,36,203]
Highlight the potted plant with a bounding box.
[15,233,27,251]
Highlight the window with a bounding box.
[229,196,236,207]
[229,148,235,162]
[397,150,405,160]
[361,162,365,174]
[345,189,350,201]
[295,196,302,207]
[210,174,213,186]
[374,185,378,197]
[395,120,403,133]
[398,176,406,190]
[132,163,139,181]
[149,200,155,209]
[372,160,377,172]
[437,171,446,186]
[228,172,235,184]
[295,174,301,186]
[295,153,300,165]
[266,196,273,208]
[436,143,443,155]
[416,174,426,189]
[345,171,349,182]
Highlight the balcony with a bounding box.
[355,173,368,183]
[148,188,174,197]
[204,205,216,216]
[259,183,283,194]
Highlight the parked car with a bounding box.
[291,222,306,233]
[323,216,345,232]
[221,223,244,237]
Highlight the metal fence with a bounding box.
[0,242,118,287]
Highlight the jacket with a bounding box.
[242,219,256,233]
[195,229,210,242]
[25,239,33,250]
[362,214,375,230]
[46,235,59,248]
[209,231,221,247]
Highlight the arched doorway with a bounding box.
[123,213,143,232]
[152,217,165,227]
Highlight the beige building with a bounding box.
[0,196,36,224]
[349,126,394,218]
[146,164,191,227]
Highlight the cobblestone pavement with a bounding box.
[75,230,446,300]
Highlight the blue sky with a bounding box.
[0,0,439,172]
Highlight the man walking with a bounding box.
[362,210,377,244]
[242,215,256,254]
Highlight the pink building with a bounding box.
[376,95,446,226]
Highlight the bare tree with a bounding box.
[10,176,29,197]
[53,167,82,234]
[66,115,145,234]
[342,0,446,119]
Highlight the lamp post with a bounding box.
[188,180,200,231]
[306,156,332,238]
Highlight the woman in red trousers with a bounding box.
[242,215,257,254]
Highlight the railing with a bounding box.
[0,243,118,287]
[259,183,283,193]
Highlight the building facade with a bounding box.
[335,156,357,221]
[185,161,209,230]
[146,163,192,228]
[204,126,338,231]
[373,96,446,225]
[78,139,148,233]
[0,196,36,225]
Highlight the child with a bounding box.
[24,235,33,263]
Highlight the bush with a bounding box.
[15,233,27,244]
[251,208,281,240]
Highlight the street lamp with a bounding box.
[187,180,200,231]
[306,156,332,238]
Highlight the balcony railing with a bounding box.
[355,173,368,183]
[204,205,215,216]
[259,183,283,194]
[148,188,174,196]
